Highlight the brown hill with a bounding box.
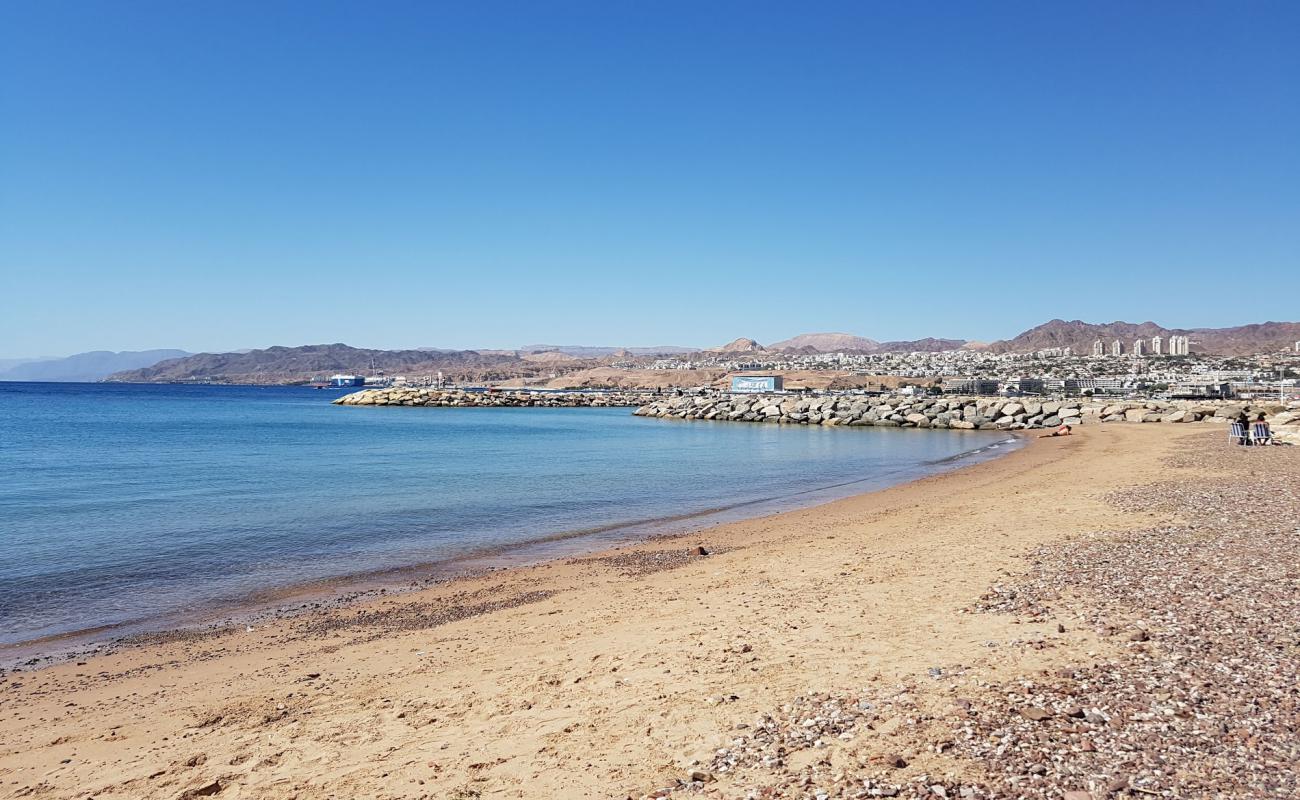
[1188,322,1300,356]
[988,319,1300,356]
[875,337,969,353]
[711,337,766,353]
[106,344,598,385]
[768,333,881,352]
[767,333,971,354]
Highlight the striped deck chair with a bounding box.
[1251,422,1273,446]
[1228,421,1248,445]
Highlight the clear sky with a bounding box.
[2,1,1297,357]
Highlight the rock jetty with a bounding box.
[633,393,1300,431]
[333,387,647,408]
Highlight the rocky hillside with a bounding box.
[711,337,766,353]
[875,337,970,353]
[1189,321,1300,356]
[989,319,1300,356]
[768,333,880,352]
[106,344,599,385]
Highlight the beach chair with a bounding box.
[1251,422,1273,446]
[1228,421,1248,445]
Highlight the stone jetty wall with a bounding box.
[632,393,1300,432]
[333,387,647,408]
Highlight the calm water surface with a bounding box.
[0,383,1013,647]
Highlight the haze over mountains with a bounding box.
[0,350,191,383]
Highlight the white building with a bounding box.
[1133,339,1146,356]
[1151,336,1163,355]
[1092,339,1105,357]
[1111,339,1123,357]
[1168,335,1190,355]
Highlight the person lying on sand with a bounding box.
[1038,424,1072,438]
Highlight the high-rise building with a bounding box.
[1151,336,1163,355]
[1092,339,1105,357]
[1111,339,1123,357]
[1168,335,1190,355]
[1133,339,1146,356]
[1295,341,1300,353]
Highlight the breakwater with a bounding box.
[632,393,1300,430]
[333,387,648,407]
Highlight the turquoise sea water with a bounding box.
[0,383,1013,649]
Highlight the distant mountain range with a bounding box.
[11,318,1290,386]
[768,333,880,352]
[106,344,595,385]
[755,332,970,354]
[733,321,1298,357]
[0,350,191,382]
[517,344,697,357]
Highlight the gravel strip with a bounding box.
[577,546,726,577]
[638,434,1298,799]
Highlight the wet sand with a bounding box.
[0,432,1017,668]
[0,423,1265,799]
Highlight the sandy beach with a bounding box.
[2,423,1295,800]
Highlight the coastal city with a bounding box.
[637,338,1300,399]
[325,337,1300,402]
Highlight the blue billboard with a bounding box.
[731,375,783,393]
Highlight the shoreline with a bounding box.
[0,429,1022,668]
[6,423,1277,799]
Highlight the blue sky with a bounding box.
[2,1,1297,357]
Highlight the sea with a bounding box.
[0,382,1015,652]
